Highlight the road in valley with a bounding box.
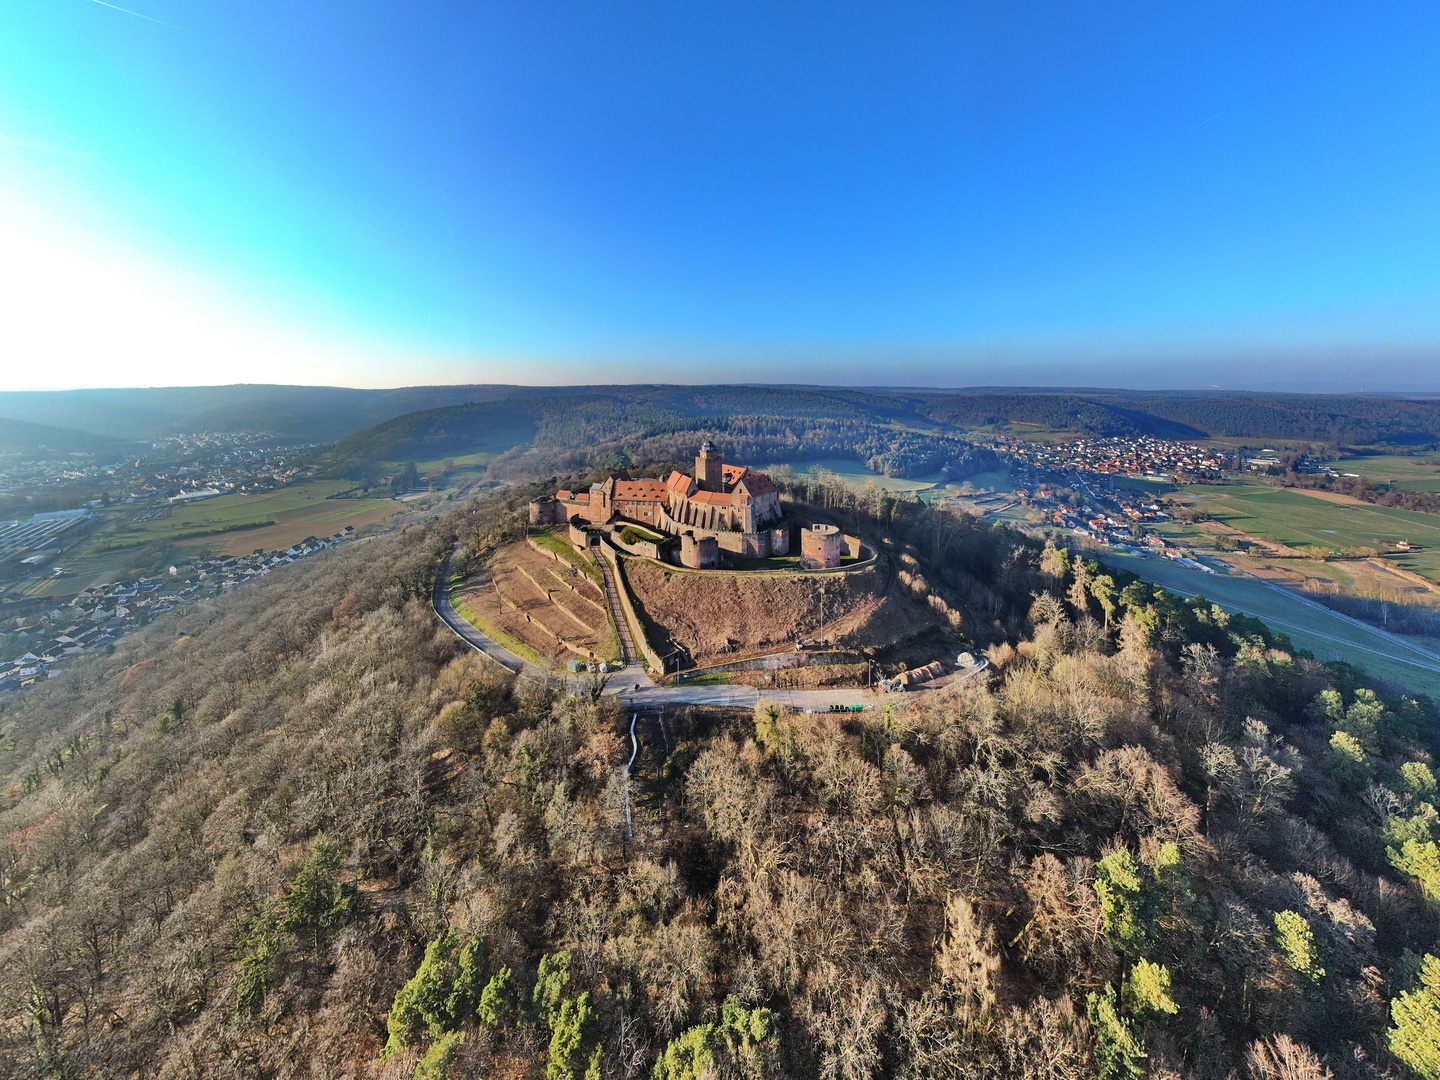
[1099,551,1440,697]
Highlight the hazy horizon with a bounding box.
[6,360,1440,397]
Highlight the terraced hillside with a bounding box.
[457,540,619,666]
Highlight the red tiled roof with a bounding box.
[556,490,590,502]
[614,480,666,501]
[734,472,776,497]
[665,471,694,495]
[721,464,747,484]
[688,489,734,505]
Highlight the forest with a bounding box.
[4,384,1440,460]
[1085,395,1440,449]
[920,392,1440,449]
[4,483,1440,1078]
[919,396,1166,439]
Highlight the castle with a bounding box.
[530,443,792,567]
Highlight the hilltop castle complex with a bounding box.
[530,442,801,567]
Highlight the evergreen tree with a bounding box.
[1390,954,1440,1080]
[547,992,598,1080]
[1402,761,1439,804]
[277,836,357,950]
[1122,958,1179,1020]
[1087,986,1146,1080]
[1272,910,1325,985]
[415,1030,464,1080]
[383,932,488,1058]
[478,967,515,1027]
[1095,849,1160,958]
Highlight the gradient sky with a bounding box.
[3,1,1440,390]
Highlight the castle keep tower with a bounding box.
[696,441,723,492]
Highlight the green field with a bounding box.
[528,528,602,583]
[1338,453,1440,493]
[412,451,498,472]
[1101,552,1440,699]
[1180,482,1440,581]
[402,451,498,489]
[766,459,1015,500]
[95,480,395,552]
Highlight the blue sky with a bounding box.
[3,1,1440,389]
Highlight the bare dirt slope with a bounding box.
[623,555,944,666]
[459,540,618,664]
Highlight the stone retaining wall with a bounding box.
[677,648,862,677]
[595,542,667,675]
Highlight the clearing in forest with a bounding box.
[623,554,946,668]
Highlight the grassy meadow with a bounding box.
[95,480,400,554]
[1338,452,1440,492]
[1175,481,1440,583]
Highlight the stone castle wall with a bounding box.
[680,531,720,569]
[655,507,790,559]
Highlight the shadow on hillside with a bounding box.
[1302,588,1440,641]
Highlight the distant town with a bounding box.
[0,431,354,694]
[0,430,315,507]
[964,435,1347,568]
[0,527,357,695]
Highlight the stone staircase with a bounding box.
[592,551,638,666]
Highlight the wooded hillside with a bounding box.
[2,489,1440,1078]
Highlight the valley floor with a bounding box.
[1100,550,1440,698]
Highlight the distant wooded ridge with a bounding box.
[2,383,1439,456]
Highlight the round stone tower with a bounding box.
[680,530,720,569]
[801,523,844,569]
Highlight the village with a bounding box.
[0,526,357,695]
[955,437,1342,571]
[0,430,317,511]
[984,433,1230,480]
